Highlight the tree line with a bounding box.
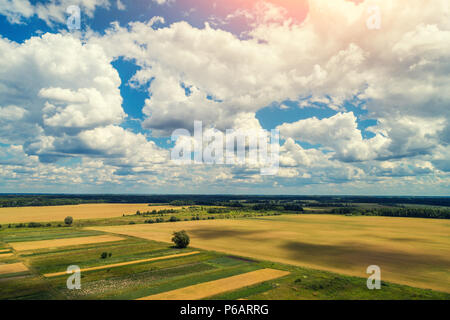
[331,207,450,219]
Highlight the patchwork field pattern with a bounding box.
[89,214,450,293]
[0,204,179,224]
[9,235,125,251]
[44,251,201,277]
[1,223,449,300]
[138,268,290,300]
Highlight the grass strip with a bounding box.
[44,251,200,277]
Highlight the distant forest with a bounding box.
[0,194,449,208]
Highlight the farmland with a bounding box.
[89,214,450,293]
[0,226,448,300]
[0,196,449,300]
[139,269,291,300]
[0,204,178,224]
[10,235,125,251]
[0,262,29,275]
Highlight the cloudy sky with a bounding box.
[0,0,449,195]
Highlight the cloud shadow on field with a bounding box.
[281,240,450,273]
[189,228,261,240]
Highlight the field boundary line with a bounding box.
[137,268,290,300]
[43,251,201,277]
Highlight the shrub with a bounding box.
[100,252,108,259]
[169,216,179,222]
[28,222,42,228]
[171,230,190,248]
[64,216,73,226]
[129,221,136,225]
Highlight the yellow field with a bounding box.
[89,214,450,293]
[0,204,178,224]
[0,253,14,259]
[0,262,28,275]
[0,249,11,254]
[9,235,125,251]
[44,251,200,277]
[138,268,290,300]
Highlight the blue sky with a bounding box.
[0,0,448,195]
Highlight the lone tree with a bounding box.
[171,230,190,248]
[64,216,73,226]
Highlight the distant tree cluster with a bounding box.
[331,207,450,219]
[7,222,53,229]
[281,204,305,211]
[169,200,195,206]
[144,215,188,224]
[207,208,231,214]
[330,207,357,214]
[137,209,177,216]
[0,216,74,230]
[27,222,43,228]
[251,203,304,212]
[145,217,165,223]
[303,202,350,207]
